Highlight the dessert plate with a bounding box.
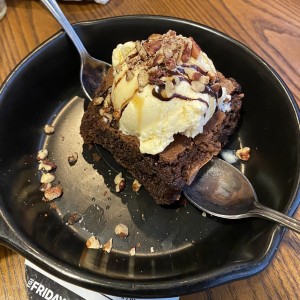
[0,16,299,297]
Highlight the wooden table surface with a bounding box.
[0,0,299,299]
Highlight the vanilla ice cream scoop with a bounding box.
[102,31,232,155]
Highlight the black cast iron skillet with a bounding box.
[0,15,299,297]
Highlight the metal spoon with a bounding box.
[41,0,110,100]
[184,158,300,233]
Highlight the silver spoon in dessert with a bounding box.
[184,158,300,233]
[41,0,110,101]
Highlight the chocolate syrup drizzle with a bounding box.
[150,66,220,106]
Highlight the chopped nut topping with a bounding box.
[143,39,162,55]
[207,70,216,83]
[114,172,125,192]
[93,96,104,106]
[115,223,129,237]
[86,236,101,249]
[39,182,52,192]
[99,108,113,124]
[40,172,55,184]
[67,212,82,225]
[68,152,78,166]
[103,238,113,253]
[38,159,57,172]
[181,40,192,63]
[37,149,48,161]
[190,37,201,59]
[137,70,149,89]
[150,247,154,253]
[153,53,164,66]
[191,81,205,93]
[163,47,173,59]
[132,179,142,192]
[44,124,55,134]
[126,70,134,81]
[44,185,63,201]
[135,41,148,60]
[130,247,136,256]
[199,75,210,85]
[236,147,251,161]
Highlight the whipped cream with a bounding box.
[105,31,232,155]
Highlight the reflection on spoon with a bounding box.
[184,158,300,233]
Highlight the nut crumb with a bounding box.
[141,213,145,221]
[130,247,136,256]
[150,247,154,253]
[38,159,57,172]
[37,149,48,161]
[236,147,250,161]
[40,172,55,184]
[132,179,142,192]
[44,124,55,134]
[114,172,125,192]
[68,152,78,166]
[39,182,51,192]
[44,185,63,201]
[202,211,207,217]
[103,238,113,253]
[50,202,57,210]
[93,96,104,106]
[67,213,82,225]
[86,236,101,249]
[115,224,129,237]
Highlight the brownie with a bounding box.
[80,31,244,205]
[80,72,243,205]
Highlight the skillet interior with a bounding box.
[0,16,299,297]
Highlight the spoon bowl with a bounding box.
[184,158,300,233]
[41,0,110,100]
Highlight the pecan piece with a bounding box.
[39,159,57,172]
[132,179,142,192]
[114,172,126,192]
[86,236,101,249]
[103,238,113,253]
[44,124,55,135]
[44,185,63,201]
[37,149,48,161]
[68,152,78,166]
[190,37,201,59]
[181,40,192,63]
[236,147,251,161]
[143,40,162,55]
[40,172,55,184]
[115,224,129,238]
[137,70,149,89]
[126,70,134,81]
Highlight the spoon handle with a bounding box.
[252,202,300,233]
[41,0,88,57]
